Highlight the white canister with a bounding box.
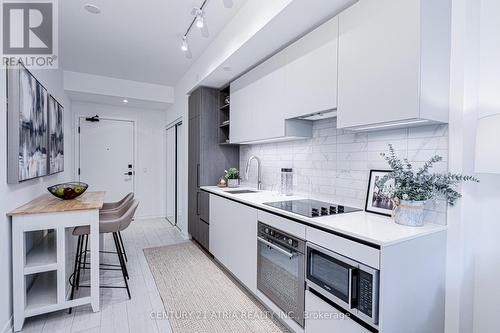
[280,168,293,196]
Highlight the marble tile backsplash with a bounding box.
[240,118,449,225]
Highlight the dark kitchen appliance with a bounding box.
[306,242,379,327]
[264,199,361,218]
[257,222,305,327]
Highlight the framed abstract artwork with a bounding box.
[48,95,64,174]
[10,64,49,182]
[7,62,63,183]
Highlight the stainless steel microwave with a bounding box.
[306,242,379,327]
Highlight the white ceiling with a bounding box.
[60,0,246,86]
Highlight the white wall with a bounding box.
[0,65,73,332]
[471,0,500,331]
[446,0,500,332]
[72,102,166,219]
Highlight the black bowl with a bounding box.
[48,182,89,200]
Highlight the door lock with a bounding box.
[124,171,133,176]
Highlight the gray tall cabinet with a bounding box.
[188,87,239,251]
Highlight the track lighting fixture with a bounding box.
[181,0,232,58]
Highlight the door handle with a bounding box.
[196,164,200,188]
[124,171,133,176]
[196,192,200,216]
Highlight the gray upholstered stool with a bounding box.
[69,200,139,312]
[101,192,134,212]
[100,193,135,262]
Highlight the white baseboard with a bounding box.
[134,215,165,220]
[1,316,12,333]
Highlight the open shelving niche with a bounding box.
[25,230,57,274]
[24,230,58,316]
[218,85,236,145]
[21,228,91,317]
[25,271,58,315]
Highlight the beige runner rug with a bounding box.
[144,242,288,333]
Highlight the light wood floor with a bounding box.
[20,218,187,333]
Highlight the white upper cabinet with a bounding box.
[230,54,288,144]
[230,16,340,144]
[283,16,339,119]
[337,0,451,130]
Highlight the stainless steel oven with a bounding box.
[306,242,379,327]
[257,222,305,327]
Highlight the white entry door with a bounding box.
[78,117,135,202]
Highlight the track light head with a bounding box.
[181,36,188,52]
[195,9,204,28]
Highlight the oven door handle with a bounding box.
[258,237,295,259]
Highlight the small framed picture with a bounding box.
[365,170,395,216]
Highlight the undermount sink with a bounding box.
[225,189,259,194]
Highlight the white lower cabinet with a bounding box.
[209,194,258,292]
[305,290,370,333]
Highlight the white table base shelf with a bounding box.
[8,192,104,332]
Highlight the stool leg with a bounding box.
[82,234,89,280]
[118,231,128,262]
[113,232,131,299]
[69,235,82,314]
[75,234,87,290]
[115,233,129,280]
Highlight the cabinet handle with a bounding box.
[196,192,200,216]
[196,164,200,188]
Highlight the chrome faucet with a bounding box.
[245,155,262,190]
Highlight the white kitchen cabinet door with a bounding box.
[209,194,258,291]
[230,55,286,144]
[337,0,450,129]
[229,82,254,144]
[337,0,420,128]
[284,16,338,119]
[305,291,371,333]
[209,194,232,269]
[231,201,258,291]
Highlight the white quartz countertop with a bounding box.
[201,186,447,247]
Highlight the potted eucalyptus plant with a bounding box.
[224,167,240,188]
[378,145,479,227]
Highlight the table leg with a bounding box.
[90,210,100,312]
[12,219,25,332]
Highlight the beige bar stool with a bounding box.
[100,193,135,262]
[101,192,134,212]
[69,200,139,312]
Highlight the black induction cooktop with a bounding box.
[263,199,361,218]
